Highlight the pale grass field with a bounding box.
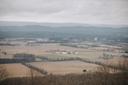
[0,43,125,78]
[0,61,99,77]
[0,43,104,60]
[0,64,31,78]
[30,61,99,75]
[104,57,128,66]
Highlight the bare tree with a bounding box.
[28,68,41,85]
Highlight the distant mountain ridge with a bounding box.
[0,21,128,43]
[0,21,128,28]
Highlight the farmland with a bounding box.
[0,38,127,78]
[0,25,128,85]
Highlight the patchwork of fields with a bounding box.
[0,40,127,78]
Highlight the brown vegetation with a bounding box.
[1,72,128,85]
[0,59,128,85]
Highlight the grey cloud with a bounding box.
[0,0,128,25]
[0,0,71,15]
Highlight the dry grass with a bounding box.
[0,64,30,78]
[30,61,99,75]
[0,43,104,59]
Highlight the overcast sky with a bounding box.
[0,0,128,25]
